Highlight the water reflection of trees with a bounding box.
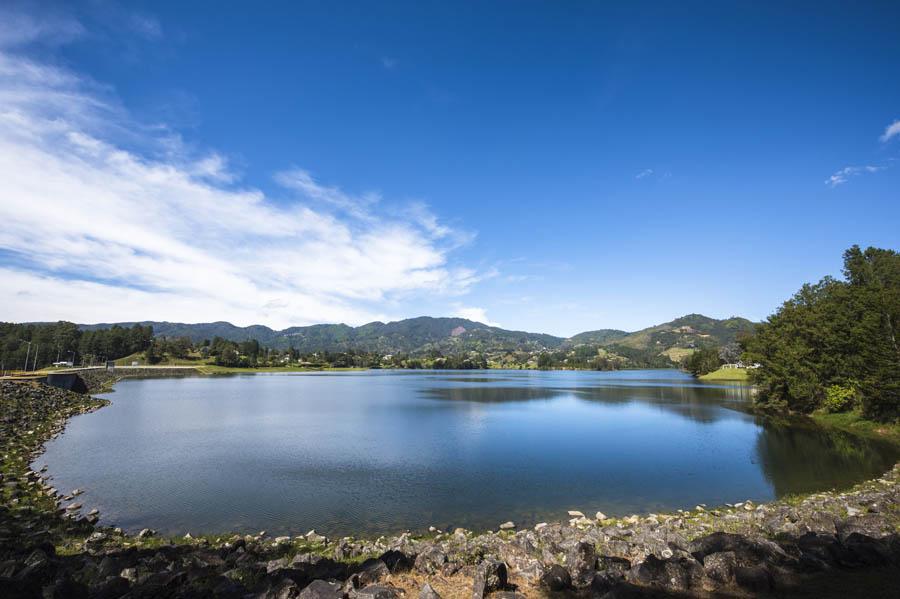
[421,383,754,424]
[754,417,900,496]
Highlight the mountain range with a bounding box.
[80,314,756,364]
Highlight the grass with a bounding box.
[810,410,900,446]
[661,347,695,362]
[699,367,750,382]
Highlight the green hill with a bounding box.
[77,313,754,366]
[601,314,756,364]
[562,329,629,347]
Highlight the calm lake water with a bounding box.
[38,369,899,536]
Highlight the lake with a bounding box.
[37,369,899,537]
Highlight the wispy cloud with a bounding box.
[0,47,481,327]
[635,168,653,179]
[825,165,884,187]
[453,307,500,327]
[0,5,84,48]
[274,168,380,219]
[381,57,397,69]
[881,119,900,143]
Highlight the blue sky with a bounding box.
[0,1,898,336]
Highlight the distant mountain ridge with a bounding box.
[78,314,756,363]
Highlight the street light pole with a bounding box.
[32,344,39,372]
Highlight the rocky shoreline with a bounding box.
[1,379,899,598]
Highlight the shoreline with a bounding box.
[2,379,899,598]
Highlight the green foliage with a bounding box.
[743,245,900,421]
[536,352,553,369]
[683,346,721,376]
[0,321,153,371]
[824,384,857,413]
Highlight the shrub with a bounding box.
[824,384,856,413]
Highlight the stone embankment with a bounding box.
[74,367,199,394]
[1,379,899,598]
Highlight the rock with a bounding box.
[267,557,290,573]
[566,540,597,587]
[568,510,585,517]
[734,564,773,593]
[305,530,328,544]
[378,550,412,573]
[472,559,508,598]
[274,536,292,544]
[626,555,703,592]
[534,522,548,530]
[354,558,390,586]
[540,564,572,591]
[351,585,401,599]
[419,583,441,599]
[414,546,447,574]
[299,579,343,599]
[591,555,632,595]
[595,511,608,520]
[702,551,737,584]
[499,521,515,530]
[491,594,526,599]
[137,528,155,539]
[120,567,138,583]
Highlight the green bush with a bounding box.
[824,384,856,413]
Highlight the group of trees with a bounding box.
[0,322,153,372]
[682,342,743,376]
[741,246,899,421]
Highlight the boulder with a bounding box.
[566,540,597,587]
[625,555,703,593]
[419,583,441,599]
[472,559,508,598]
[378,550,413,573]
[702,551,737,584]
[354,558,390,587]
[539,564,571,591]
[414,547,447,574]
[351,585,402,599]
[298,579,343,599]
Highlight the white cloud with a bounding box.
[825,165,884,187]
[0,49,480,328]
[635,168,653,179]
[881,119,900,143]
[453,307,500,327]
[381,57,397,69]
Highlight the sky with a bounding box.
[0,1,898,337]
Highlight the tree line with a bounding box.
[741,245,899,421]
[0,322,154,372]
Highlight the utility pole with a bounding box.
[32,344,39,372]
[21,340,32,373]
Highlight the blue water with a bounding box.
[37,370,899,536]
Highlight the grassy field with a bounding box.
[699,367,750,382]
[661,347,694,362]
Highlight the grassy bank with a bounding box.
[810,411,900,446]
[698,367,750,382]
